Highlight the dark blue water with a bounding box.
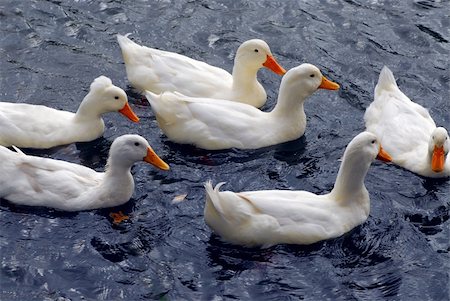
[1,0,449,300]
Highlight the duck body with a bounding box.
[205,184,369,248]
[0,135,169,211]
[0,145,107,211]
[204,132,392,248]
[0,76,139,149]
[364,66,450,178]
[146,64,339,150]
[117,34,286,108]
[0,103,104,149]
[146,92,304,150]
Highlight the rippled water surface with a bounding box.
[1,0,449,300]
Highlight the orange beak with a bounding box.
[376,145,392,162]
[119,102,140,123]
[143,146,170,171]
[318,76,340,90]
[262,55,286,75]
[431,145,445,172]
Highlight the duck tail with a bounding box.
[144,90,180,126]
[204,181,228,218]
[144,90,159,105]
[116,33,135,48]
[117,33,142,64]
[375,66,398,95]
[11,145,26,156]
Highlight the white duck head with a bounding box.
[273,63,340,113]
[332,131,392,200]
[233,39,286,76]
[344,131,392,165]
[76,76,139,122]
[285,64,340,95]
[106,134,170,171]
[429,127,449,172]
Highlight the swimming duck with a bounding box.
[117,34,286,108]
[364,66,449,178]
[204,131,392,248]
[0,76,139,149]
[0,135,169,211]
[145,63,339,150]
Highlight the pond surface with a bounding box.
[0,0,449,300]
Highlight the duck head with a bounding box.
[87,76,139,122]
[108,134,170,171]
[429,127,449,173]
[234,39,286,75]
[278,63,340,100]
[344,131,392,164]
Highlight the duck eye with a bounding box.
[134,142,140,146]
[254,49,259,53]
[371,140,376,144]
[310,74,315,78]
[114,96,119,100]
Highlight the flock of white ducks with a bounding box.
[0,34,447,248]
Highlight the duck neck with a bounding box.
[231,63,261,94]
[102,156,135,192]
[104,157,133,179]
[271,84,309,117]
[74,94,103,122]
[330,154,371,202]
[91,156,135,209]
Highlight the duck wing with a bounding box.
[239,190,336,227]
[0,102,75,148]
[146,91,265,149]
[205,182,340,246]
[117,34,232,97]
[0,146,101,207]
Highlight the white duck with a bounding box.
[364,66,450,178]
[145,63,339,150]
[0,135,169,211]
[117,34,286,108]
[0,76,140,149]
[204,131,393,248]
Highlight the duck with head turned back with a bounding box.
[204,132,392,248]
[0,135,169,211]
[145,63,339,150]
[364,66,449,178]
[0,76,140,149]
[117,34,286,108]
